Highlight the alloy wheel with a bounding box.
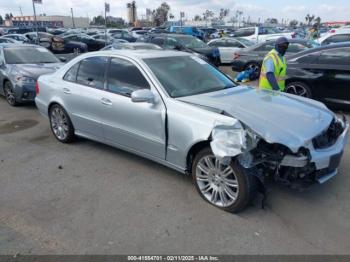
[285,84,309,97]
[195,155,239,207]
[50,107,69,141]
[4,82,16,106]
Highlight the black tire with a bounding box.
[244,62,260,80]
[285,81,312,98]
[3,81,19,106]
[192,147,257,213]
[49,104,75,143]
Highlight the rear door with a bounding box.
[61,56,108,139]
[313,47,350,104]
[100,57,166,159]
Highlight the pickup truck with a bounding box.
[233,27,296,43]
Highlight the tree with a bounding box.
[315,16,321,26]
[10,13,13,18]
[5,14,10,20]
[305,14,315,26]
[219,8,229,20]
[265,18,278,24]
[194,15,202,21]
[91,15,105,26]
[0,15,3,25]
[152,2,170,26]
[289,19,299,27]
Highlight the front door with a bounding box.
[99,57,166,159]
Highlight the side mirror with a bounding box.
[131,89,155,103]
[59,57,67,62]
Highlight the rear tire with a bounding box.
[285,81,312,98]
[192,147,257,213]
[49,104,75,143]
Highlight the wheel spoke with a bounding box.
[219,189,228,206]
[202,184,212,194]
[223,178,238,188]
[204,156,215,169]
[223,184,237,200]
[197,162,210,175]
[222,166,233,177]
[211,189,219,203]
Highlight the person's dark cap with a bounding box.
[276,37,289,46]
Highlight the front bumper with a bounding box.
[14,83,36,102]
[310,117,349,183]
[281,116,349,184]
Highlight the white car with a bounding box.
[233,27,296,43]
[3,34,29,44]
[131,30,149,39]
[207,37,254,63]
[318,29,350,45]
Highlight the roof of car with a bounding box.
[0,43,41,48]
[86,49,191,60]
[288,42,350,59]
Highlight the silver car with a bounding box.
[35,50,349,213]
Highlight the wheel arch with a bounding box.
[186,140,211,174]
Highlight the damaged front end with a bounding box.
[210,115,349,191]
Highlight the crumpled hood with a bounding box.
[177,86,334,152]
[9,63,64,80]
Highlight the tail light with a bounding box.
[233,52,240,60]
[291,32,296,38]
[35,81,39,95]
[330,29,336,33]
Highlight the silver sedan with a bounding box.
[35,50,349,213]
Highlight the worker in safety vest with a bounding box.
[259,37,289,91]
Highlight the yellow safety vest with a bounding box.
[259,49,287,91]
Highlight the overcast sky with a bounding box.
[1,0,350,22]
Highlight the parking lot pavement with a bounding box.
[0,97,350,255]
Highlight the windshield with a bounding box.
[177,36,208,49]
[236,37,254,47]
[134,45,161,50]
[4,47,60,64]
[144,56,236,98]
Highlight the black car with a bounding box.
[285,42,350,106]
[110,30,137,43]
[144,34,221,66]
[231,39,319,79]
[62,34,106,51]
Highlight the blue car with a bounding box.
[169,26,204,40]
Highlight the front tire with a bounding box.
[192,147,256,213]
[3,81,18,106]
[49,104,75,143]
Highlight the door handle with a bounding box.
[62,88,71,94]
[101,98,112,105]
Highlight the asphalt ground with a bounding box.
[0,65,349,255]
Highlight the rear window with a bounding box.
[4,47,59,64]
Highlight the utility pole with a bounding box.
[19,6,23,16]
[71,8,75,28]
[32,0,39,44]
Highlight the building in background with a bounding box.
[6,15,90,28]
[127,1,137,25]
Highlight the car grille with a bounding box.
[312,119,344,149]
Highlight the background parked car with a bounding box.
[110,30,137,42]
[0,37,19,44]
[208,37,254,64]
[101,43,162,51]
[232,39,319,79]
[285,42,350,106]
[232,27,296,43]
[169,26,204,40]
[0,44,64,106]
[61,34,106,51]
[318,29,350,45]
[48,36,88,54]
[145,34,221,66]
[3,34,30,44]
[131,30,149,39]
